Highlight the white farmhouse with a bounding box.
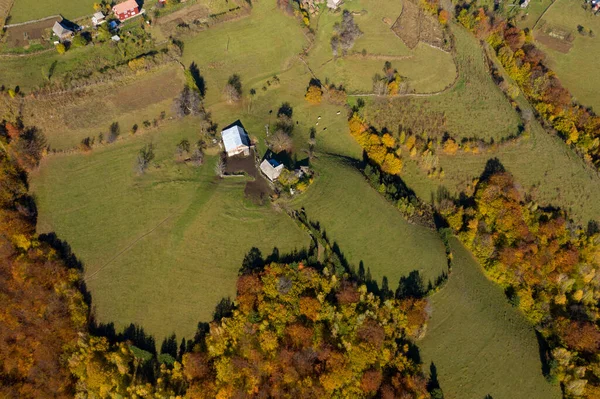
[327,0,343,9]
[92,11,106,26]
[221,125,250,157]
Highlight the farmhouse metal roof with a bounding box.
[52,21,73,38]
[93,12,105,19]
[221,125,250,153]
[113,0,139,14]
[260,159,284,181]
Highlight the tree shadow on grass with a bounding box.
[188,62,206,98]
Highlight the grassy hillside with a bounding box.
[363,25,521,142]
[8,0,96,23]
[534,0,600,111]
[32,118,310,339]
[180,0,309,107]
[22,65,184,150]
[395,37,600,226]
[306,0,457,94]
[292,155,448,287]
[419,238,562,399]
[0,43,126,92]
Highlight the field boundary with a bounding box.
[347,24,460,97]
[532,0,556,30]
[3,13,60,28]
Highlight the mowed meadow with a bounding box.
[8,0,96,23]
[419,238,561,399]
[32,118,311,339]
[292,155,449,287]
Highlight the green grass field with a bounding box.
[534,0,600,111]
[0,43,122,92]
[306,0,457,94]
[180,0,309,107]
[363,25,522,142]
[32,118,311,339]
[419,238,561,399]
[516,0,553,30]
[291,155,449,287]
[8,0,96,23]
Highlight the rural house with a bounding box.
[92,12,106,26]
[113,0,140,21]
[327,0,343,9]
[221,125,251,157]
[52,21,74,41]
[260,159,284,181]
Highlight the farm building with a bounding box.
[52,21,74,41]
[260,159,284,181]
[113,0,140,21]
[92,12,106,26]
[327,0,343,9]
[221,125,251,157]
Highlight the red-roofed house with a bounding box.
[113,0,140,21]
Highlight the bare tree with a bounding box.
[175,139,190,161]
[268,130,293,153]
[190,140,206,166]
[136,143,155,174]
[331,10,363,56]
[223,74,242,103]
[173,86,202,117]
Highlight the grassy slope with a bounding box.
[292,155,448,287]
[534,0,600,111]
[9,0,96,23]
[180,0,309,107]
[516,0,553,30]
[401,120,600,225]
[32,118,310,339]
[419,238,561,399]
[23,65,184,150]
[397,29,600,225]
[0,43,123,92]
[364,26,521,142]
[306,0,456,94]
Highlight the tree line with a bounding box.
[439,161,600,398]
[456,4,600,170]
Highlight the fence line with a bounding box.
[3,14,61,28]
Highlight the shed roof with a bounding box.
[113,0,139,14]
[221,125,250,153]
[53,21,73,38]
[260,159,284,181]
